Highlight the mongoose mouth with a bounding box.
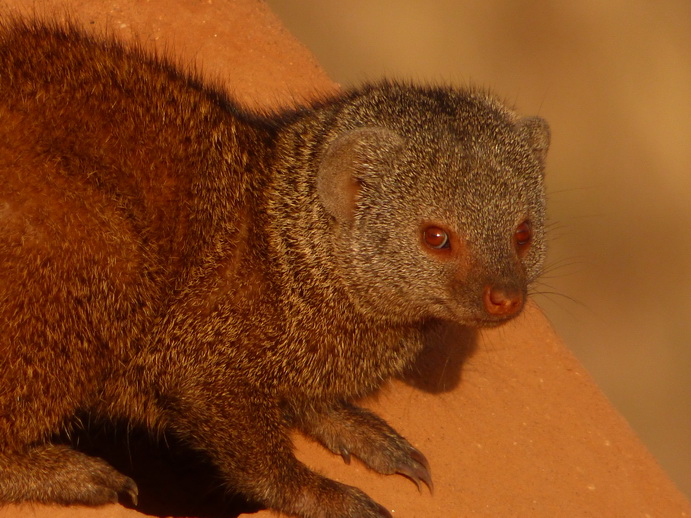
[454,309,525,328]
[431,301,523,328]
[473,309,526,328]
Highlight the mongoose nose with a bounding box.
[483,286,524,317]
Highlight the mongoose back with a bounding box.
[0,19,549,518]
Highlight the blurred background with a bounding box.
[266,0,691,498]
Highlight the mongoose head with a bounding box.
[316,82,549,327]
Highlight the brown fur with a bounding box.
[0,19,549,518]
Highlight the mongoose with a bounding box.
[0,19,549,518]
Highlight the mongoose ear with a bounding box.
[317,127,403,222]
[516,116,550,165]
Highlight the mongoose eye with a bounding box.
[423,226,451,250]
[514,221,532,254]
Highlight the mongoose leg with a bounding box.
[169,394,391,518]
[0,444,138,506]
[291,402,433,492]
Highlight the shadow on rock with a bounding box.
[59,420,263,518]
[400,321,478,394]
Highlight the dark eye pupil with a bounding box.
[515,221,532,246]
[424,227,449,249]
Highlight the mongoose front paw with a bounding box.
[354,435,433,493]
[319,482,393,518]
[301,403,433,493]
[0,445,139,506]
[48,448,139,506]
[337,439,432,492]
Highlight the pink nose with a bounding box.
[483,286,524,317]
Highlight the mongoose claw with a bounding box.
[396,447,433,493]
[122,477,139,506]
[339,447,352,465]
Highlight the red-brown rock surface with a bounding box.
[0,1,689,517]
